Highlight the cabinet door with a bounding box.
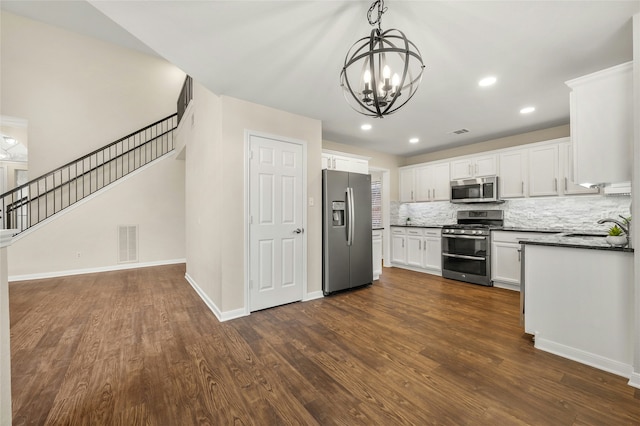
[399,168,415,202]
[423,236,442,271]
[450,159,473,180]
[430,163,451,201]
[474,155,497,177]
[372,232,383,279]
[529,145,559,197]
[491,242,522,285]
[559,141,599,195]
[499,150,527,198]
[321,153,332,170]
[415,166,431,201]
[333,155,351,172]
[406,235,423,267]
[391,234,407,264]
[350,159,369,175]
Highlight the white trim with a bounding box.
[628,372,640,389]
[321,149,371,161]
[303,290,324,301]
[369,166,391,268]
[0,115,28,128]
[245,130,308,315]
[184,273,248,322]
[8,258,186,282]
[0,230,18,248]
[10,150,175,243]
[535,335,634,380]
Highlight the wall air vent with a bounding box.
[118,225,138,263]
[450,128,470,135]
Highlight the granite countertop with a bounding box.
[390,224,444,229]
[372,227,385,231]
[499,227,568,234]
[519,233,634,253]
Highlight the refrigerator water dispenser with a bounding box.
[331,201,345,226]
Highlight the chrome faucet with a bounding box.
[597,218,629,235]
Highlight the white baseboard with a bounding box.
[8,258,186,282]
[303,290,324,301]
[628,372,640,389]
[184,273,248,322]
[535,335,634,380]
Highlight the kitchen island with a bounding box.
[520,235,634,381]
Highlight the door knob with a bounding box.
[293,228,304,234]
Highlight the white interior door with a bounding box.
[249,135,305,312]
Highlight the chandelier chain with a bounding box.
[367,0,387,30]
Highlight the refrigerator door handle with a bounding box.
[346,187,354,246]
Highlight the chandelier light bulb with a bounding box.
[363,69,372,84]
[383,65,391,79]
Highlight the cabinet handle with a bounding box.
[554,178,558,192]
[565,177,568,191]
[521,181,524,194]
[411,190,414,201]
[475,164,479,175]
[332,158,336,169]
[402,239,404,248]
[517,248,521,262]
[428,189,431,199]
[418,240,421,250]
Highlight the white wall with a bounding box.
[0,12,185,177]
[1,12,187,278]
[8,155,185,278]
[182,83,322,318]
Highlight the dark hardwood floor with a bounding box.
[9,264,640,425]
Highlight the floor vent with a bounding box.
[118,225,138,263]
[450,128,470,135]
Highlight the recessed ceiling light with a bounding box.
[478,76,497,87]
[409,138,419,144]
[361,124,372,130]
[520,106,536,114]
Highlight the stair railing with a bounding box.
[0,113,178,235]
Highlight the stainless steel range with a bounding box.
[441,210,504,286]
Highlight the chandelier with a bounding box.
[340,0,425,118]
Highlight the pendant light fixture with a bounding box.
[340,0,425,118]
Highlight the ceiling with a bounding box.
[2,1,638,157]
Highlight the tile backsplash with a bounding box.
[392,195,632,232]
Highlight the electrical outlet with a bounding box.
[76,252,81,259]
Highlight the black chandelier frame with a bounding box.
[340,0,425,118]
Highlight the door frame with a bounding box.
[244,130,308,315]
[369,166,391,268]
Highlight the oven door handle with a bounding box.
[442,253,486,261]
[442,234,486,240]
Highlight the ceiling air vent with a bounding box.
[450,128,470,135]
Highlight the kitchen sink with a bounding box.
[562,232,607,238]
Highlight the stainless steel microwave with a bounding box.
[450,176,500,203]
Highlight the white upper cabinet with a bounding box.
[499,150,528,198]
[450,155,497,180]
[322,151,369,174]
[528,144,559,197]
[565,62,633,185]
[559,140,599,195]
[400,162,450,202]
[399,168,416,202]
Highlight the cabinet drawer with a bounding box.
[492,231,555,243]
[372,230,383,238]
[391,227,407,235]
[424,229,441,237]
[406,228,424,236]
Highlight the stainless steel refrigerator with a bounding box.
[322,169,373,295]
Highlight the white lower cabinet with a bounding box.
[391,227,441,275]
[391,228,407,264]
[372,230,383,280]
[491,231,551,291]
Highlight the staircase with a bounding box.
[0,114,178,236]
